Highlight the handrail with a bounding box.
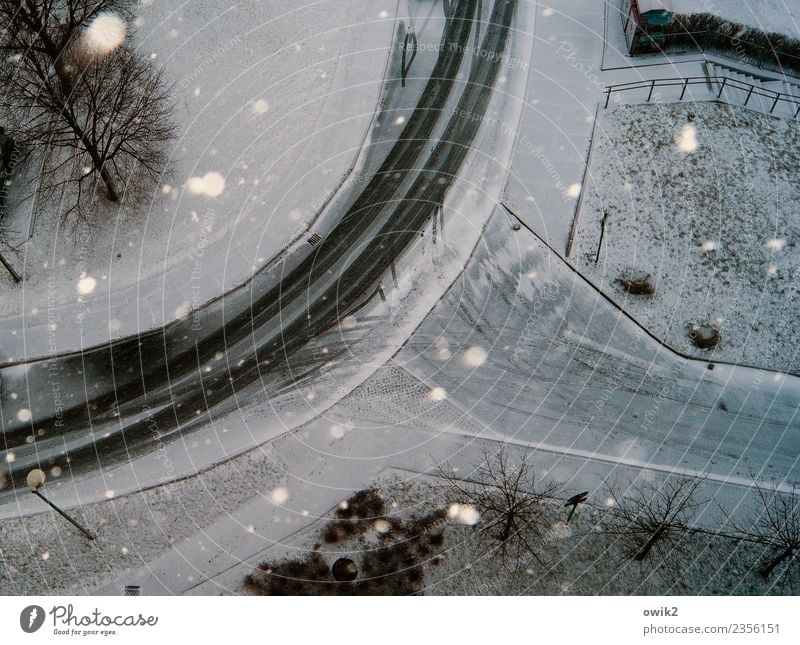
[603,75,800,119]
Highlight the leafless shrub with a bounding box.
[244,488,447,595]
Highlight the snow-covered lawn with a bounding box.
[0,0,397,358]
[572,101,800,374]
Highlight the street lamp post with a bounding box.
[27,469,95,540]
[0,249,21,283]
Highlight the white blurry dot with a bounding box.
[340,316,358,331]
[41,551,50,561]
[50,466,62,477]
[252,99,270,115]
[17,408,32,422]
[447,503,480,525]
[5,452,15,463]
[105,490,115,499]
[187,172,225,197]
[378,10,389,18]
[394,116,406,125]
[121,546,129,555]
[428,386,447,402]
[565,183,581,198]
[161,184,172,194]
[374,519,391,534]
[329,425,346,439]
[542,7,554,16]
[76,276,97,295]
[676,124,698,153]
[83,12,127,55]
[700,240,718,252]
[604,497,615,507]
[765,238,786,252]
[462,346,487,368]
[270,487,289,504]
[766,263,778,276]
[173,302,191,319]
[288,209,302,222]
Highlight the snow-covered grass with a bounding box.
[0,447,282,595]
[0,0,396,355]
[572,101,800,374]
[236,477,798,595]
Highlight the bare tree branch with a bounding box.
[723,479,800,582]
[0,0,175,221]
[602,475,707,563]
[438,446,564,568]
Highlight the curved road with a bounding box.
[0,0,517,491]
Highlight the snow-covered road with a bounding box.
[0,0,519,501]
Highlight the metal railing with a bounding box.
[603,75,800,119]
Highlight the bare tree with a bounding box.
[438,446,563,565]
[725,479,800,581]
[603,476,707,562]
[0,1,174,217]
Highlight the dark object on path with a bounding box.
[564,491,590,524]
[618,269,655,295]
[331,558,359,582]
[689,323,721,349]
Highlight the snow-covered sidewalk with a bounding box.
[2,211,797,595]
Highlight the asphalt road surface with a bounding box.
[0,0,517,492]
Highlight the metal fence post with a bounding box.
[717,77,727,98]
[680,78,690,101]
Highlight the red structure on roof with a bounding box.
[621,0,676,54]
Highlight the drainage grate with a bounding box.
[307,233,322,246]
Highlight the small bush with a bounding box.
[618,270,655,295]
[689,323,722,349]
